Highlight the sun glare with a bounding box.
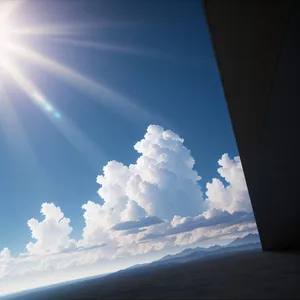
[0,2,16,65]
[0,0,151,167]
[0,1,65,120]
[0,27,10,63]
[0,0,129,169]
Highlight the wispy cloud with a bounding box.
[112,216,164,231]
[141,211,255,241]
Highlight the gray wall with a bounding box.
[203,0,300,250]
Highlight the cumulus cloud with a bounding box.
[78,125,255,259]
[0,125,257,293]
[205,154,252,213]
[81,125,206,246]
[26,203,76,255]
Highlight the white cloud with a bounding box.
[26,203,76,255]
[81,125,206,246]
[121,200,147,222]
[79,126,255,255]
[0,125,258,295]
[0,247,11,262]
[140,210,255,241]
[172,221,258,248]
[205,153,252,213]
[0,248,12,281]
[112,216,164,231]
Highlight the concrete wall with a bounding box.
[203,0,300,250]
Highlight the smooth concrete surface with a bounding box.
[203,0,300,250]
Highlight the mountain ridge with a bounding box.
[147,233,261,267]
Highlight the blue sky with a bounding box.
[0,0,257,295]
[1,0,237,254]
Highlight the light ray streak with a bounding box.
[0,82,34,157]
[44,37,200,70]
[8,43,152,122]
[10,21,135,37]
[0,81,44,190]
[1,60,56,113]
[2,60,107,167]
[48,37,169,60]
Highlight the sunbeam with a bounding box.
[1,59,60,117]
[1,0,160,173]
[0,82,44,189]
[10,21,133,37]
[49,37,169,60]
[2,60,107,167]
[8,42,151,122]
[0,2,17,64]
[0,83,35,159]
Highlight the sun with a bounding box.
[0,1,63,118]
[0,2,15,65]
[0,0,149,143]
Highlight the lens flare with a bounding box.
[54,112,61,119]
[0,0,157,165]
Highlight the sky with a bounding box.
[0,0,257,296]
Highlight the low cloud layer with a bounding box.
[0,248,11,262]
[0,125,257,295]
[112,216,164,231]
[141,210,255,241]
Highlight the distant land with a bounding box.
[2,233,263,299]
[152,233,261,265]
[227,233,261,247]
